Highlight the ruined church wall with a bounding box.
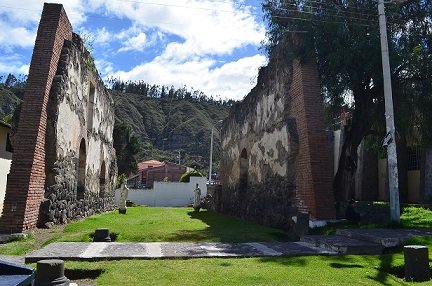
[40,34,116,226]
[220,44,299,229]
[220,38,335,228]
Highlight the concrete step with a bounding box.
[336,228,432,248]
[300,235,383,254]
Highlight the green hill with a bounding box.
[0,77,232,172]
[0,87,21,119]
[111,91,230,168]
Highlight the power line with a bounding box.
[0,2,409,29]
[272,7,377,24]
[272,15,375,27]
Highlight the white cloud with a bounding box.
[0,58,29,74]
[0,0,87,49]
[119,32,147,52]
[95,59,114,75]
[0,0,268,101]
[90,0,265,58]
[111,54,267,101]
[91,0,267,100]
[0,20,36,49]
[94,27,112,44]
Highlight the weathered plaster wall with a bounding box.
[40,33,116,227]
[220,37,334,228]
[220,58,298,228]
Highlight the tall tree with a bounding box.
[113,122,142,176]
[262,0,432,206]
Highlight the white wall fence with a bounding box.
[115,177,208,207]
[0,158,11,216]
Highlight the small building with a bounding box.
[0,121,12,216]
[129,160,192,188]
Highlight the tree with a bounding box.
[4,74,17,89]
[262,0,432,206]
[180,169,204,183]
[113,122,142,176]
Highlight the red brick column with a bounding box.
[0,4,72,233]
[289,57,335,219]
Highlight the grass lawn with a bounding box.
[2,206,432,285]
[0,207,289,255]
[61,237,432,286]
[54,207,290,243]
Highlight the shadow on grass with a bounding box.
[258,256,308,267]
[359,252,400,285]
[329,262,364,269]
[64,269,103,280]
[164,210,291,243]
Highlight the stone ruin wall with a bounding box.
[0,3,116,232]
[40,33,117,227]
[220,53,299,229]
[220,37,335,229]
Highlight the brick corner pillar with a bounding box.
[0,3,72,233]
[289,56,336,220]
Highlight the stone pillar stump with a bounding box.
[34,259,70,286]
[93,228,111,242]
[404,245,430,282]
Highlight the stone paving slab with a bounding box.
[301,235,383,254]
[25,241,337,263]
[22,229,430,263]
[336,228,432,247]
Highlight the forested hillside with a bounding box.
[0,76,232,174]
[110,80,232,174]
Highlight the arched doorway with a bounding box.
[77,139,86,200]
[99,161,106,197]
[239,148,248,191]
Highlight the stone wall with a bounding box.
[220,37,334,229]
[0,3,116,232]
[39,33,116,227]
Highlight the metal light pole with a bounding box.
[208,127,214,185]
[208,120,223,185]
[378,0,400,223]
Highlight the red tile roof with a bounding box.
[137,160,164,171]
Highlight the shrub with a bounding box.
[180,169,204,183]
[116,173,127,188]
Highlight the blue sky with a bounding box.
[0,0,268,101]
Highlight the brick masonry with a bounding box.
[0,4,72,233]
[288,58,335,219]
